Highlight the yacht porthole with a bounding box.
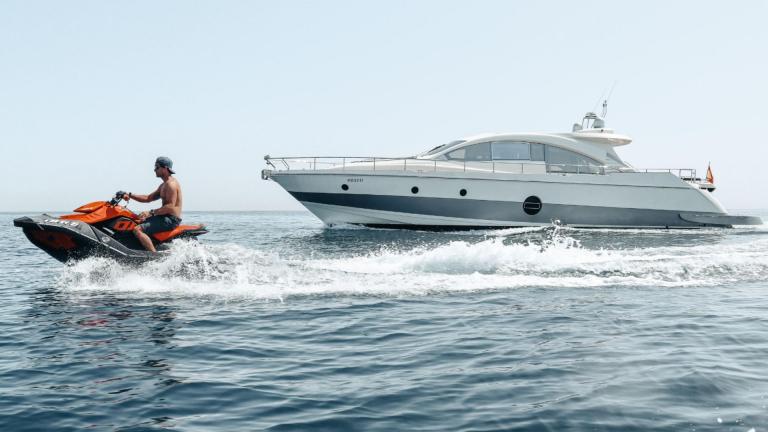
[460,189,467,196]
[523,196,542,215]
[411,186,419,194]
[341,184,349,191]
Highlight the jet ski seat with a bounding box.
[152,224,207,242]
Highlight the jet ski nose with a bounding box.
[13,216,34,228]
[14,216,85,262]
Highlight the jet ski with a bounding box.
[14,191,208,264]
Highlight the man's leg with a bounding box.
[133,226,157,252]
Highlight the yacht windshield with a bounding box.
[422,140,466,156]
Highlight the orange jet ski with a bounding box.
[14,191,207,264]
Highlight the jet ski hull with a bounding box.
[15,215,182,264]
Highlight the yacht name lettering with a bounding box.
[346,178,364,183]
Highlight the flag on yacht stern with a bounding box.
[706,163,714,184]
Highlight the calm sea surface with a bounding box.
[2,210,768,431]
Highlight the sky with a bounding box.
[1,1,767,212]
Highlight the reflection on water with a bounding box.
[17,286,183,429]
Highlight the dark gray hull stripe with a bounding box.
[288,192,725,227]
[273,172,691,190]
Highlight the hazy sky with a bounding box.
[2,1,767,212]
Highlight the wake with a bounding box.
[56,227,768,300]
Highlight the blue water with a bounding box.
[2,211,768,431]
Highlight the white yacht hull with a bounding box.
[268,170,758,228]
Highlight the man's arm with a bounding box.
[124,187,160,203]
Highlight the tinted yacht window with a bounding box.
[446,148,465,160]
[530,143,545,161]
[491,141,531,160]
[545,146,601,173]
[447,143,491,161]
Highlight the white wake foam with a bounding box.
[56,230,768,300]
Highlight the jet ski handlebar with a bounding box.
[109,190,128,206]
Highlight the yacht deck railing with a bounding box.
[263,156,698,180]
[640,168,699,181]
[264,156,608,175]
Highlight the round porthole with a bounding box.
[411,186,419,194]
[459,189,467,196]
[523,196,542,215]
[341,184,349,191]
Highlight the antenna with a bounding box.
[593,81,618,118]
[603,81,617,118]
[592,89,607,113]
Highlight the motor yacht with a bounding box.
[261,111,761,229]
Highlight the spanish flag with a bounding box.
[706,163,714,184]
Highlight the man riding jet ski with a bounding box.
[14,191,207,264]
[124,156,184,253]
[14,157,207,264]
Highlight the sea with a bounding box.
[2,210,768,431]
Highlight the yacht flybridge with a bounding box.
[261,111,761,229]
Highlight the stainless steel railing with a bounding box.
[263,155,610,175]
[640,168,698,181]
[263,156,702,181]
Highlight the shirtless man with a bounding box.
[123,156,183,252]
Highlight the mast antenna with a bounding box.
[602,81,617,118]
